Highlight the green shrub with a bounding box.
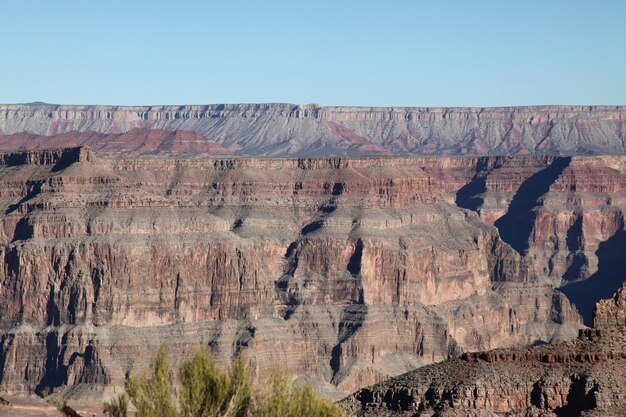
[125,345,178,417]
[178,349,251,417]
[255,371,343,417]
[115,345,343,417]
[103,394,129,417]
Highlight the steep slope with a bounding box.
[443,155,626,325]
[341,282,626,417]
[0,104,624,156]
[0,148,580,401]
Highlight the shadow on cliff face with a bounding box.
[35,333,68,396]
[5,181,42,216]
[455,157,498,213]
[455,173,487,212]
[51,147,84,173]
[494,157,571,255]
[531,374,597,417]
[562,215,588,282]
[554,375,597,417]
[560,229,626,326]
[330,304,368,384]
[347,239,363,276]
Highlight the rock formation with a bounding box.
[0,128,232,158]
[445,155,626,325]
[341,281,626,416]
[0,148,589,401]
[0,103,625,156]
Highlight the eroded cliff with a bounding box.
[0,148,587,401]
[0,103,625,156]
[341,282,626,417]
[446,155,626,325]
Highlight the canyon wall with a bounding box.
[341,282,626,417]
[0,104,625,156]
[0,148,598,401]
[446,154,626,324]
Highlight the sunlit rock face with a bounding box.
[0,148,594,400]
[341,281,626,417]
[0,103,624,156]
[449,155,626,325]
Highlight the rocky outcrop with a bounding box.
[0,148,584,401]
[341,282,626,417]
[594,281,626,328]
[0,104,625,156]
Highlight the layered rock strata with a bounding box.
[0,104,625,156]
[0,148,584,401]
[444,155,626,324]
[341,282,626,417]
[0,128,231,157]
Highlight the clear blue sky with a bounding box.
[1,1,625,107]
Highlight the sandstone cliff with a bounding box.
[447,154,626,325]
[341,282,626,417]
[0,148,585,401]
[0,104,625,156]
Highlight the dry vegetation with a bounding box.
[104,346,343,417]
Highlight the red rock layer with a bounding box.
[0,128,231,157]
[0,148,581,401]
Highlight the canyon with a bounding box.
[1,104,626,412]
[341,281,626,416]
[0,104,625,156]
[1,145,626,405]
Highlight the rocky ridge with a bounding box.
[0,128,231,157]
[341,282,626,416]
[0,147,594,402]
[0,104,625,156]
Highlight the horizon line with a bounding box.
[2,102,625,110]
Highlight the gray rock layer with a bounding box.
[0,104,624,156]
